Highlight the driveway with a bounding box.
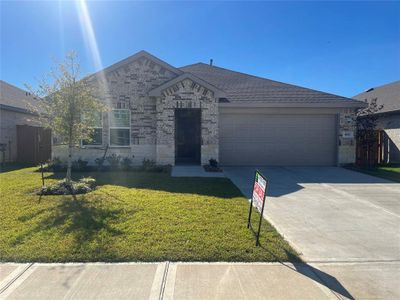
[224,167,400,262]
[224,167,400,298]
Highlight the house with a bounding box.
[53,50,366,166]
[353,81,400,164]
[0,80,51,164]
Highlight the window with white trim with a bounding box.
[109,109,130,146]
[82,112,103,146]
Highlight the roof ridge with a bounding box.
[353,80,400,98]
[178,62,204,69]
[181,62,355,101]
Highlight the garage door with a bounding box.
[219,114,337,166]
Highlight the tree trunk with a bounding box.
[66,145,72,184]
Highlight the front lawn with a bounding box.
[0,167,299,262]
[346,165,400,183]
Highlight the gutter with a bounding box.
[218,101,368,109]
[0,104,37,115]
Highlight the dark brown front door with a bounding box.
[175,109,201,164]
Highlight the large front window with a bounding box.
[110,109,130,146]
[82,112,103,146]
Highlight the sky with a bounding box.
[1,1,399,97]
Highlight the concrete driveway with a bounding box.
[224,167,400,262]
[224,167,400,298]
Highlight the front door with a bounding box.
[175,109,201,164]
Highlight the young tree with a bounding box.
[356,98,383,165]
[27,52,107,184]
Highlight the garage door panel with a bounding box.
[219,114,337,166]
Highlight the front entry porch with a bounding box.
[175,108,201,165]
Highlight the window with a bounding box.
[82,112,103,146]
[110,109,130,146]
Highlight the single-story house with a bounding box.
[0,80,51,164]
[353,81,400,164]
[53,50,366,166]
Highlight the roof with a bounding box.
[88,50,183,81]
[0,80,39,114]
[353,80,400,114]
[180,63,365,108]
[148,73,226,98]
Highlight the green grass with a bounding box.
[0,167,299,263]
[346,165,400,183]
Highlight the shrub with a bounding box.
[72,159,89,171]
[39,177,96,195]
[48,157,64,172]
[204,158,222,172]
[141,159,170,173]
[209,158,219,168]
[78,177,96,188]
[121,156,133,170]
[94,157,106,170]
[153,165,172,173]
[142,158,156,171]
[106,154,121,170]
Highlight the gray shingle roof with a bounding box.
[353,80,400,114]
[180,63,363,106]
[0,80,39,113]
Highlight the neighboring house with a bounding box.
[54,50,366,166]
[0,80,51,164]
[353,81,400,164]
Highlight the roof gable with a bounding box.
[88,50,183,80]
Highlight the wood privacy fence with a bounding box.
[17,125,51,164]
[356,130,389,166]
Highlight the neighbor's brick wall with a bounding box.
[156,78,219,165]
[338,109,357,165]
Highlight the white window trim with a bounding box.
[109,109,131,147]
[81,113,103,148]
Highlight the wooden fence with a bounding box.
[356,130,389,166]
[17,125,51,164]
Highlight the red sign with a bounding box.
[247,170,268,246]
[252,171,267,213]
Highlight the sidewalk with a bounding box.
[1,261,398,299]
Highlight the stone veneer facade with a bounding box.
[155,78,218,165]
[52,52,360,166]
[338,108,357,164]
[53,54,219,166]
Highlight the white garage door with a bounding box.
[219,113,337,166]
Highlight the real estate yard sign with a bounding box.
[247,170,268,246]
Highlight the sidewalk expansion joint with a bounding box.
[0,263,34,295]
[159,261,170,300]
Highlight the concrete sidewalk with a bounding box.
[1,262,399,299]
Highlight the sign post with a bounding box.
[247,170,268,246]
